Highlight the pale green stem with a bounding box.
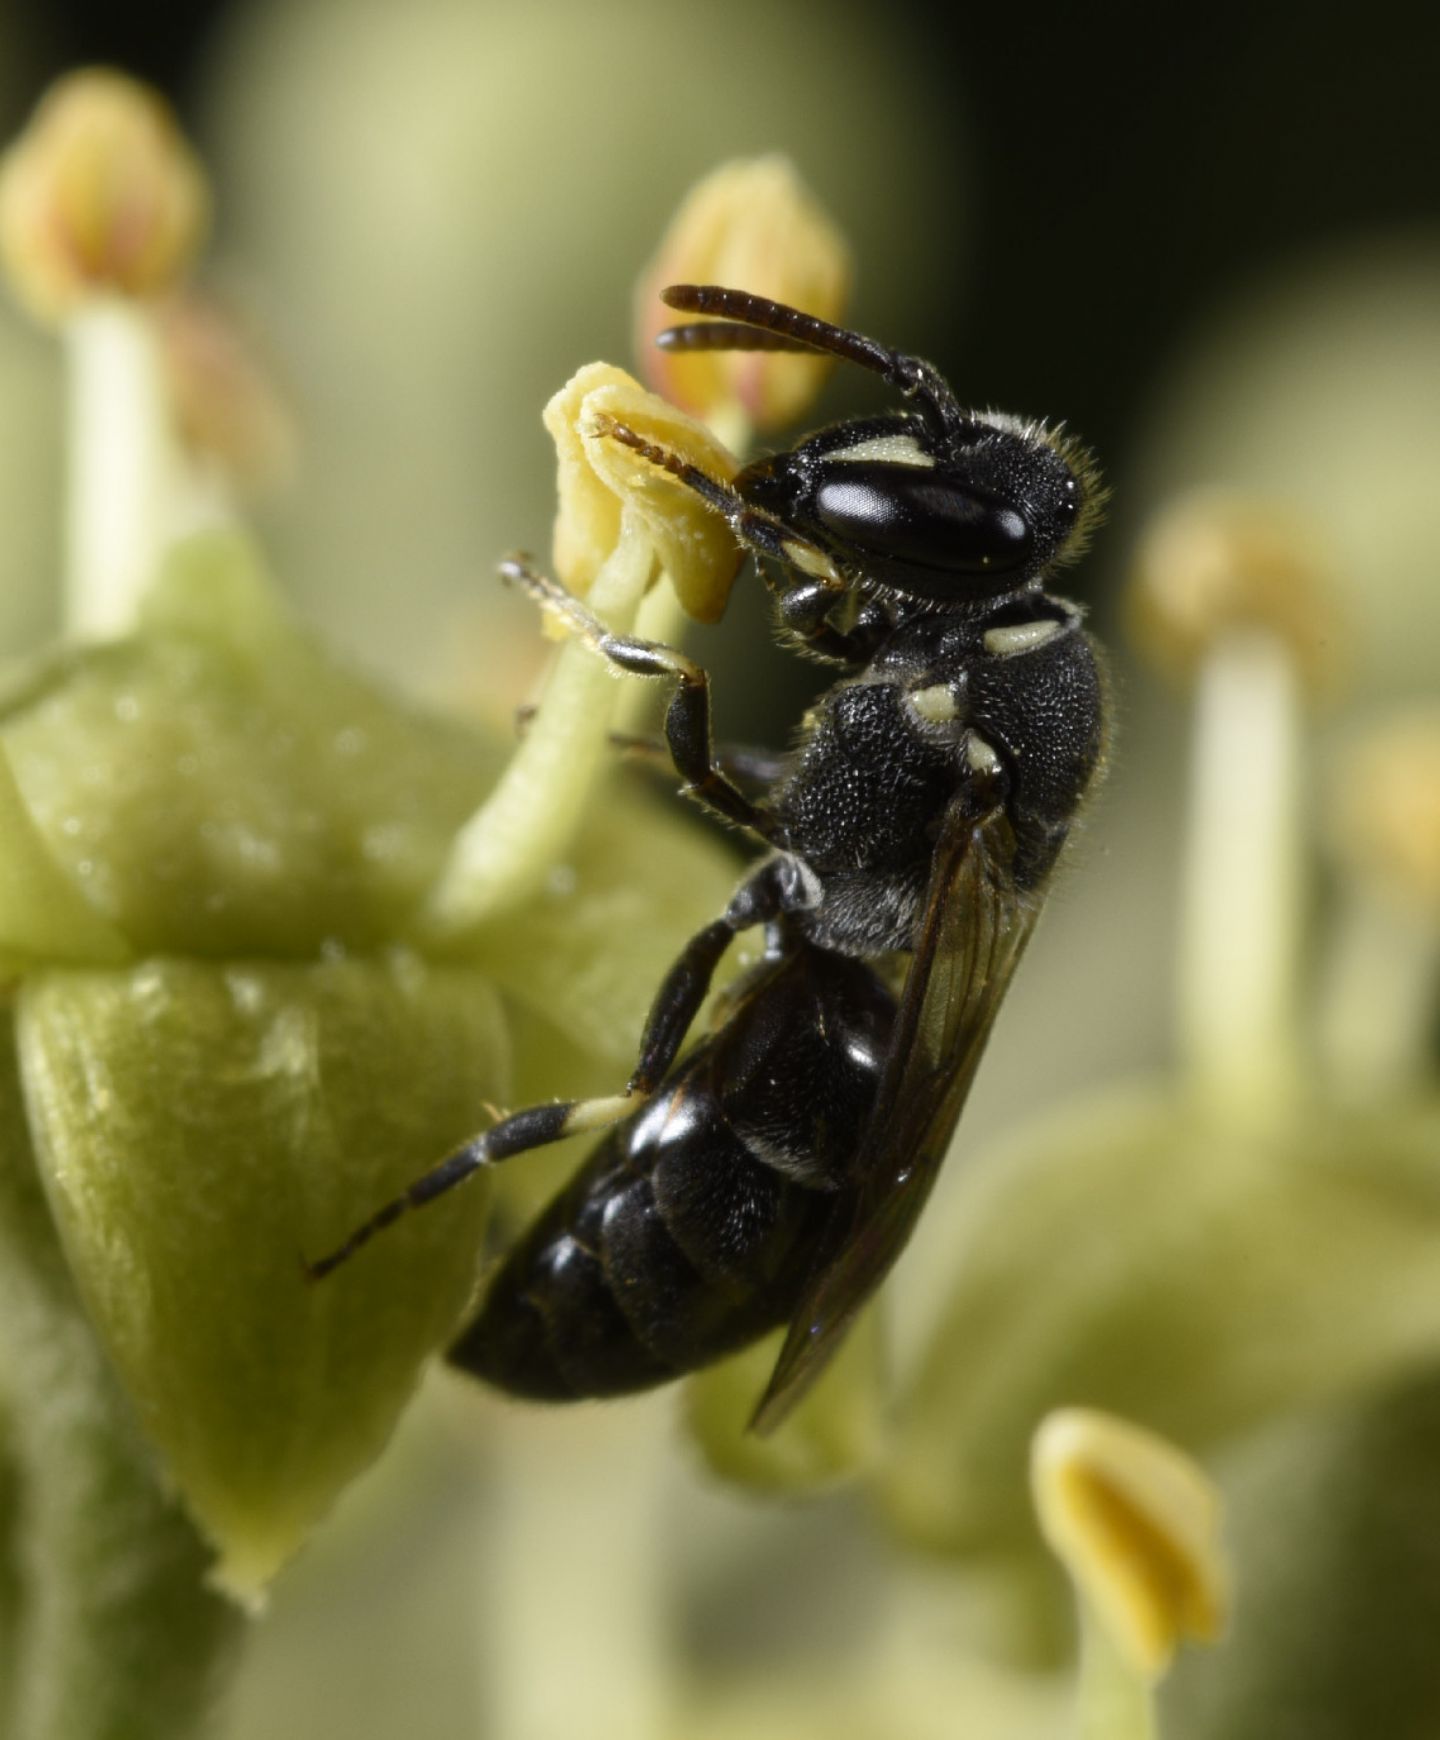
[1316,885,1438,1098]
[614,571,690,735]
[1178,631,1305,1113]
[1076,1606,1157,1740]
[479,1405,674,1740]
[420,518,655,936]
[63,299,187,640]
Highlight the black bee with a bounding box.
[311,285,1108,1431]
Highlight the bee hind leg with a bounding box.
[304,1095,638,1282]
[306,860,792,1279]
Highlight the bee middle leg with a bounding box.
[512,706,786,791]
[627,854,792,1094]
[606,729,788,792]
[501,557,780,842]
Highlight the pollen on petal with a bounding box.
[543,363,743,625]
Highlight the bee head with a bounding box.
[656,287,1104,605]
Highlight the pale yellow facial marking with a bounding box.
[826,433,937,469]
[984,618,1065,657]
[782,540,842,585]
[966,731,1003,775]
[909,682,962,724]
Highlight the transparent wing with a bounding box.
[750,796,1043,1433]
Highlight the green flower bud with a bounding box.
[18,952,505,1599]
[0,531,506,961]
[0,742,129,971]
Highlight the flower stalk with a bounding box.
[481,1406,675,1740]
[63,298,187,638]
[1317,707,1440,1096]
[1129,492,1341,1116]
[1318,891,1438,1095]
[0,69,211,640]
[1178,630,1305,1113]
[1077,1607,1158,1740]
[422,519,656,933]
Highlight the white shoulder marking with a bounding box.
[908,682,962,723]
[983,618,1065,657]
[826,433,937,469]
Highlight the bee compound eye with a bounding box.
[812,463,1033,579]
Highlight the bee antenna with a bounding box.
[657,285,964,439]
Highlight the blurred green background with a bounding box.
[0,2,1437,1736]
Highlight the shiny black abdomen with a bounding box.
[449,943,894,1399]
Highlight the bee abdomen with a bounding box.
[447,943,892,1402]
[449,1212,672,1400]
[448,1115,829,1400]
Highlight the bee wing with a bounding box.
[750,795,1043,1434]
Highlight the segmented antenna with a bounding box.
[657,284,964,438]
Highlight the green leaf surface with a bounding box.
[879,1086,1440,1557]
[0,532,506,961]
[468,775,743,1067]
[17,952,508,1596]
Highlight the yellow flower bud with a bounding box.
[635,156,850,433]
[543,361,743,624]
[1128,490,1344,696]
[1031,1407,1228,1680]
[157,292,297,498]
[0,69,208,326]
[1328,705,1440,919]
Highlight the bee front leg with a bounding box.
[501,557,781,843]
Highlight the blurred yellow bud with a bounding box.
[543,361,743,625]
[158,292,297,498]
[635,155,850,433]
[1128,490,1344,696]
[1031,1407,1228,1680]
[1328,705,1440,919]
[0,69,208,326]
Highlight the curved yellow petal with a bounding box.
[1032,1407,1228,1680]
